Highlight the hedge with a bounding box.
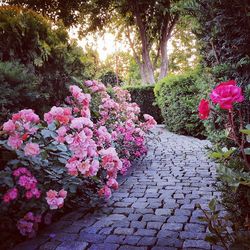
[154,69,210,138]
[124,85,163,124]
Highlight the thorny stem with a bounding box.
[228,109,250,170]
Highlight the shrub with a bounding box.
[0,80,156,248]
[0,6,96,120]
[124,85,163,124]
[154,69,210,138]
[0,61,40,123]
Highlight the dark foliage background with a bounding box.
[125,85,163,124]
[0,6,97,123]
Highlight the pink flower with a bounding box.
[89,159,100,176]
[107,178,119,190]
[98,185,112,199]
[3,188,18,203]
[13,167,31,177]
[85,80,93,87]
[198,99,210,120]
[17,212,41,237]
[58,189,67,199]
[56,126,67,143]
[70,117,93,130]
[46,189,66,210]
[44,106,72,125]
[143,114,157,129]
[24,143,40,156]
[18,175,37,190]
[3,120,15,133]
[70,85,82,97]
[18,109,40,123]
[17,219,34,236]
[210,80,244,110]
[7,134,23,149]
[77,160,90,175]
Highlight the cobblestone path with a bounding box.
[14,126,221,250]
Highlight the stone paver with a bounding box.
[13,126,219,250]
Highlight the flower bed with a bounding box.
[0,81,156,245]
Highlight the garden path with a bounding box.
[14,125,221,250]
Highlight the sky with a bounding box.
[69,28,131,61]
[69,27,174,62]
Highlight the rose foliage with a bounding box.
[0,81,156,239]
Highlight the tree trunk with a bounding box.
[139,63,148,84]
[134,9,155,84]
[158,38,169,80]
[142,49,155,84]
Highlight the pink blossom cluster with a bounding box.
[84,80,106,93]
[14,167,41,200]
[46,189,67,210]
[3,109,39,150]
[3,167,41,203]
[17,212,41,237]
[1,81,157,237]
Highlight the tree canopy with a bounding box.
[6,0,191,84]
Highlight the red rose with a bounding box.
[198,99,210,120]
[210,80,244,110]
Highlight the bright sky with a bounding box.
[69,28,130,61]
[69,27,174,61]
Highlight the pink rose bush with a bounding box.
[0,81,156,238]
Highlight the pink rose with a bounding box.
[24,143,40,156]
[46,189,66,210]
[107,178,119,190]
[3,187,18,203]
[70,117,93,130]
[98,185,111,199]
[7,134,23,149]
[210,80,244,110]
[58,189,67,199]
[198,99,210,120]
[3,120,15,133]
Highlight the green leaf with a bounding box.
[58,157,67,164]
[240,129,250,135]
[205,235,219,244]
[210,152,223,159]
[209,198,217,211]
[244,148,250,155]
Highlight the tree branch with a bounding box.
[125,26,141,65]
[166,14,179,40]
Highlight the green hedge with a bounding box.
[154,69,210,138]
[124,85,163,124]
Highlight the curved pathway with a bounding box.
[14,126,220,250]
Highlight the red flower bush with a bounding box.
[198,80,244,120]
[198,99,210,120]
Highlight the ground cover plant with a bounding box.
[0,81,156,247]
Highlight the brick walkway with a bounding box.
[14,126,221,250]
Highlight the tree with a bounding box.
[6,0,185,84]
[168,18,201,73]
[188,0,250,85]
[0,6,98,120]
